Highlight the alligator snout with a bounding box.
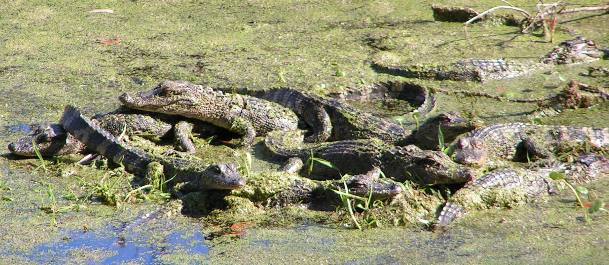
[118,93,133,104]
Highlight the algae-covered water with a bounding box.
[1,0,609,264]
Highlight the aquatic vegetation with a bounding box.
[235,150,253,178]
[549,171,608,222]
[39,183,81,226]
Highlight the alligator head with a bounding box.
[386,145,476,184]
[344,167,403,200]
[453,137,487,166]
[199,163,246,190]
[414,111,479,150]
[7,123,78,157]
[119,80,221,114]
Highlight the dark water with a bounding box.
[23,227,207,264]
[4,123,34,134]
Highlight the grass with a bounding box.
[437,122,451,155]
[39,183,82,226]
[31,138,48,172]
[333,179,384,230]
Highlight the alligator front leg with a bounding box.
[174,121,196,153]
[230,117,256,147]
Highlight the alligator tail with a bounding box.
[437,202,466,226]
[59,105,152,175]
[263,130,308,158]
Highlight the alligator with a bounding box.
[222,82,436,145]
[119,80,299,147]
[451,123,609,167]
[436,153,609,227]
[407,111,478,150]
[267,167,404,208]
[59,105,246,190]
[541,36,606,64]
[372,36,606,82]
[221,83,435,144]
[264,130,475,185]
[7,108,228,157]
[530,80,609,119]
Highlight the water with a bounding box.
[25,228,208,264]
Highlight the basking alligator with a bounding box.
[119,80,299,147]
[268,167,404,208]
[227,82,438,145]
[7,108,228,157]
[530,80,609,119]
[451,123,609,167]
[437,154,609,227]
[373,37,606,82]
[8,110,188,157]
[264,130,475,185]
[59,105,246,190]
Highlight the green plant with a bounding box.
[31,139,48,172]
[332,173,388,230]
[437,123,450,155]
[126,162,172,202]
[411,111,420,130]
[235,150,253,178]
[307,150,339,177]
[42,184,59,226]
[549,171,607,222]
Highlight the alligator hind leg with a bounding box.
[280,157,304,174]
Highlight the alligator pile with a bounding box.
[7,37,609,229]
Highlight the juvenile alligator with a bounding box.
[227,82,438,145]
[436,153,609,227]
[451,123,609,167]
[119,80,299,147]
[530,80,609,119]
[542,37,607,64]
[373,37,606,82]
[266,167,404,208]
[7,108,226,157]
[264,130,475,185]
[59,105,246,190]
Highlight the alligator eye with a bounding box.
[209,165,221,174]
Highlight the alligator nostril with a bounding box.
[7,143,15,152]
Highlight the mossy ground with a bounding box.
[1,0,609,264]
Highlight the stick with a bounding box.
[464,5,531,25]
[556,4,609,14]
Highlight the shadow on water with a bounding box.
[25,228,208,264]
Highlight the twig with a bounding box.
[550,4,609,15]
[464,6,531,25]
[521,1,563,33]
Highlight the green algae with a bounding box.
[1,0,609,263]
